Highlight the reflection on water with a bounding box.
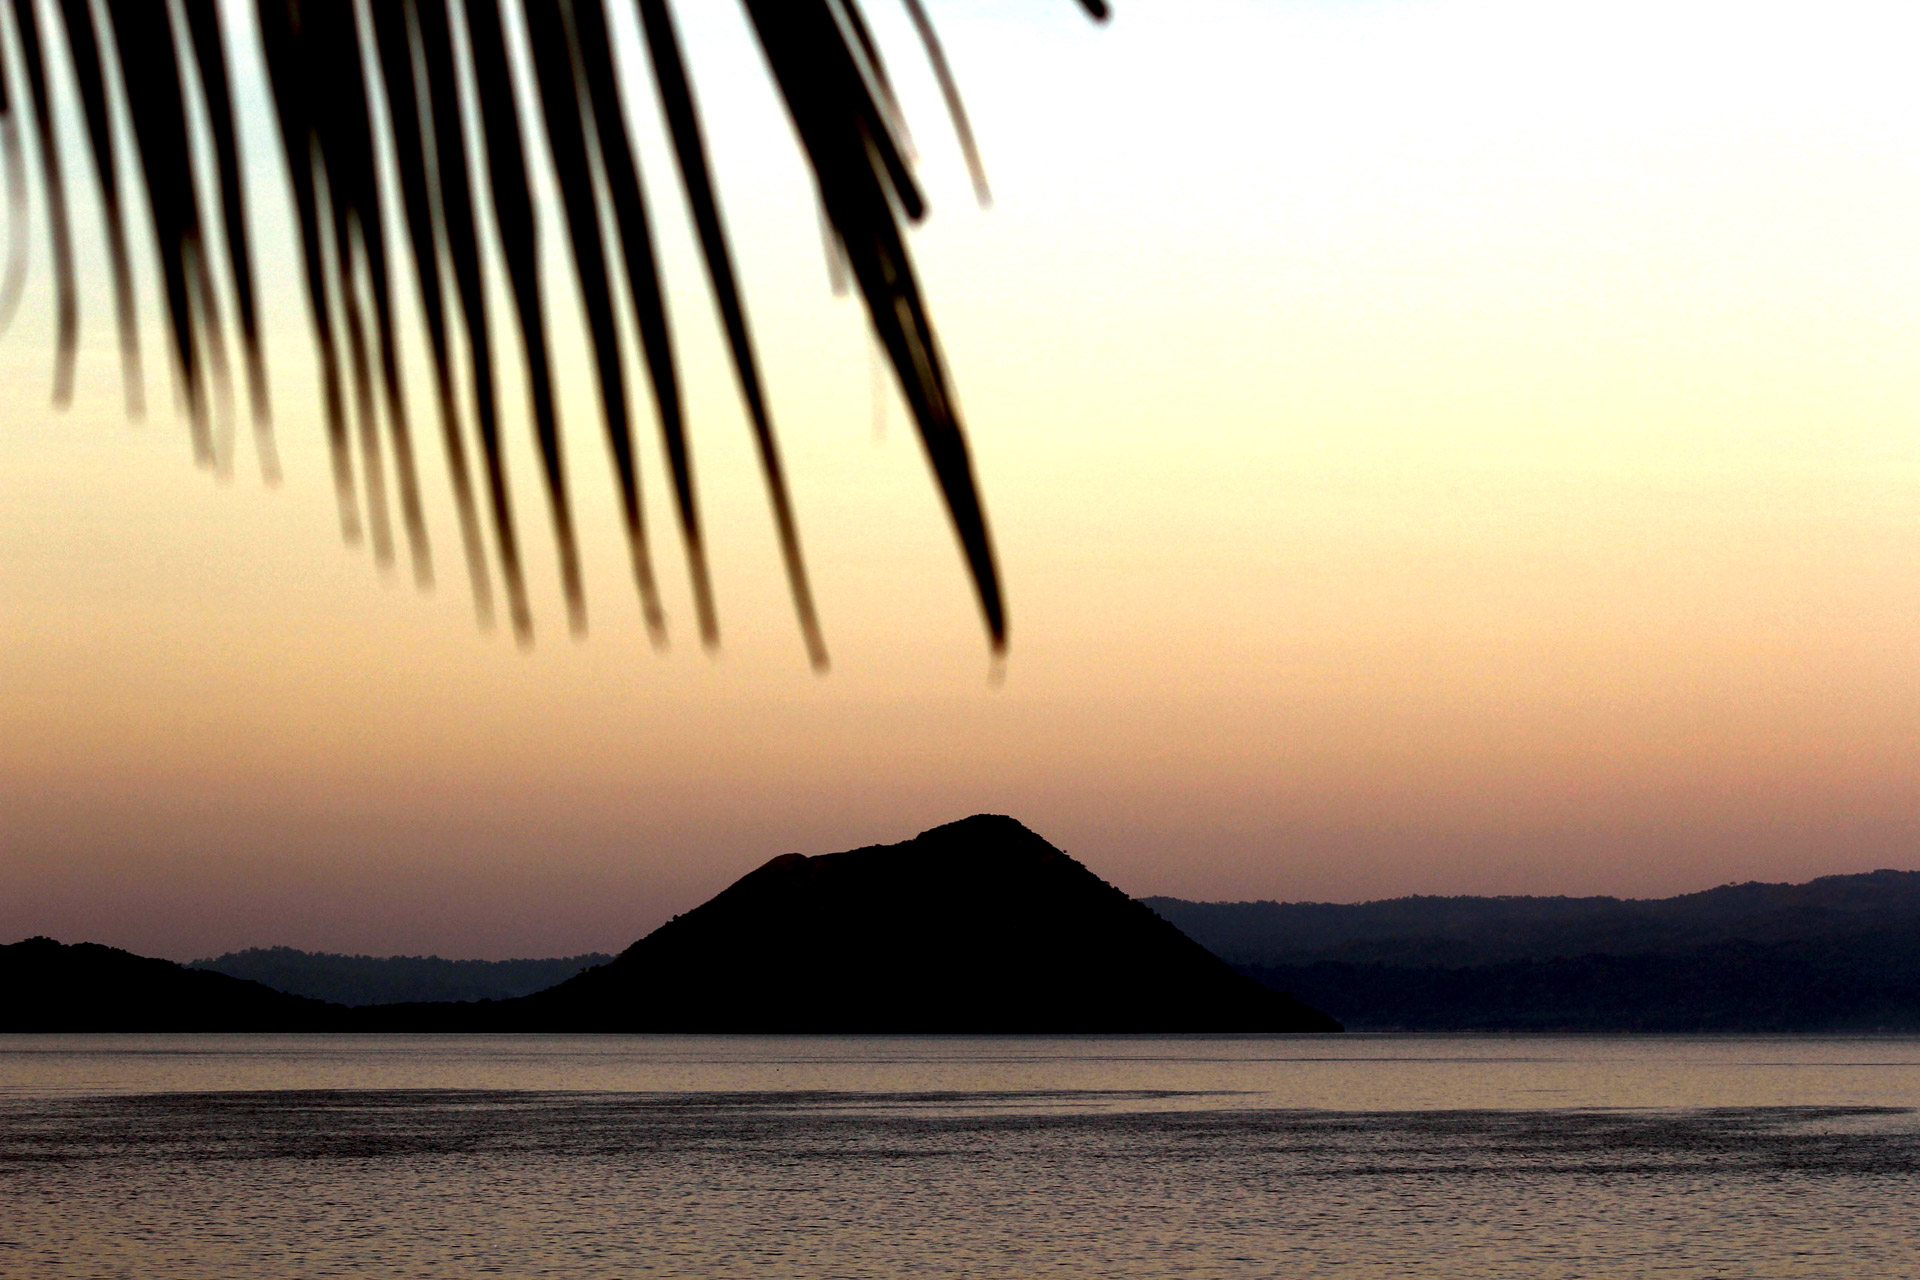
[2,1036,1917,1278]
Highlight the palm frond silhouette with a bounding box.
[0,0,1108,664]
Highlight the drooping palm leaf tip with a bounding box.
[1,0,1108,663]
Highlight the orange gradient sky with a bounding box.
[2,0,1916,959]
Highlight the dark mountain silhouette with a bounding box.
[3,817,1337,1033]
[373,815,1338,1033]
[1148,870,1920,1030]
[0,937,346,1032]
[189,948,614,1006]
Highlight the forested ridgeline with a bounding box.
[1147,870,1920,1031]
[189,949,615,1007]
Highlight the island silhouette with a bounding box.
[1,816,1338,1034]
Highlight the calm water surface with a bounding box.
[2,1034,1917,1278]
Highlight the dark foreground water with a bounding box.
[2,1036,1918,1278]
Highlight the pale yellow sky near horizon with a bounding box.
[1,0,1916,959]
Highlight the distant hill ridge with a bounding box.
[1147,869,1920,1031]
[0,938,341,1032]
[1143,869,1920,966]
[189,948,615,1007]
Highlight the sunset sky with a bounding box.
[1,0,1916,960]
